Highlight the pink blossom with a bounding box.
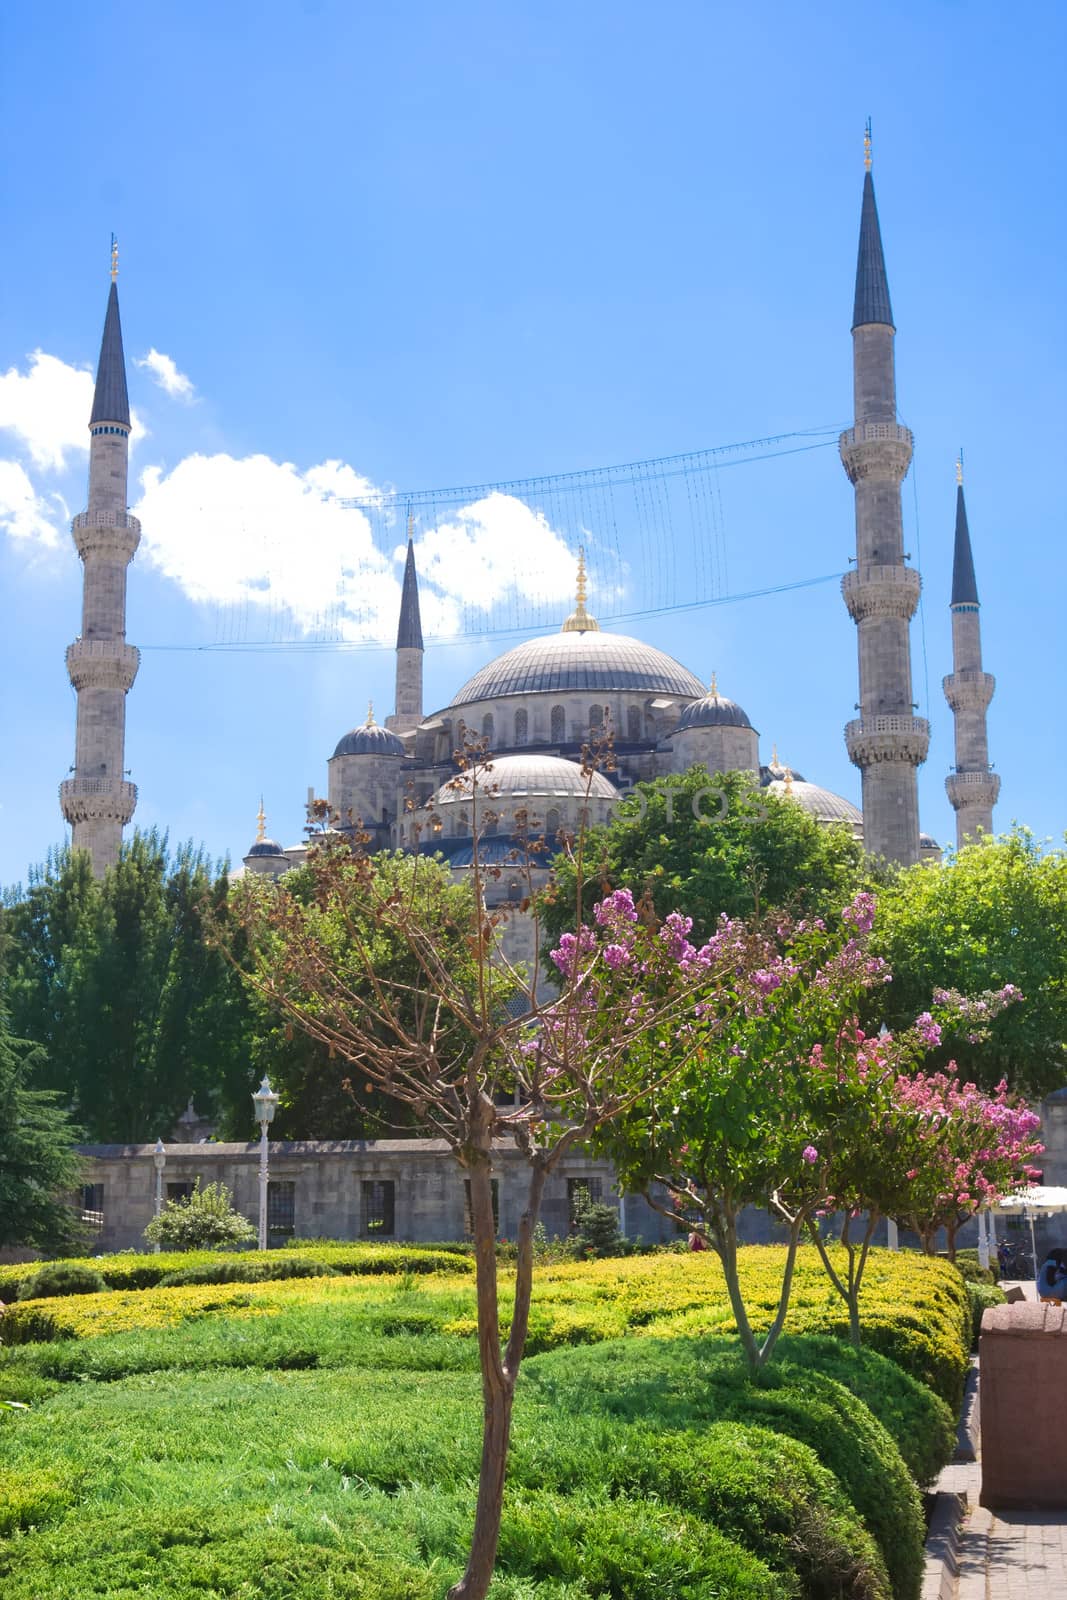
[802,1145,818,1164]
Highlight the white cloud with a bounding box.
[133,455,580,641]
[137,348,195,402]
[0,351,94,471]
[0,460,65,545]
[0,350,146,478]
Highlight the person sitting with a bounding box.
[1036,1248,1067,1304]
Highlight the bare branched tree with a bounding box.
[224,734,751,1600]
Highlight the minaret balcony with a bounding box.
[59,777,138,826]
[72,510,141,563]
[839,422,913,485]
[845,715,930,768]
[66,639,140,693]
[946,770,1001,810]
[841,565,921,622]
[942,669,995,713]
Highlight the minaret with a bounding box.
[386,511,424,734]
[59,239,140,874]
[840,126,928,864]
[943,458,999,845]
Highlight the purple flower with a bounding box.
[842,891,876,935]
[603,943,630,971]
[802,1145,819,1164]
[915,1012,942,1048]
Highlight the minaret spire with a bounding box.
[561,546,600,633]
[943,460,999,846]
[386,509,424,733]
[60,250,140,875]
[840,133,929,864]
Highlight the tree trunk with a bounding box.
[448,1155,511,1600]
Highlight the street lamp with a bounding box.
[152,1138,166,1255]
[252,1075,279,1250]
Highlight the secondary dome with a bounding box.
[246,838,285,858]
[675,676,753,732]
[332,705,405,759]
[765,775,862,830]
[432,753,617,807]
[447,630,706,707]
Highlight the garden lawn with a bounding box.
[0,1247,968,1600]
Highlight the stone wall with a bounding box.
[76,1139,677,1253]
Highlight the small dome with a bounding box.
[766,777,862,829]
[247,838,285,857]
[676,677,753,733]
[432,753,617,808]
[332,705,405,759]
[919,832,943,856]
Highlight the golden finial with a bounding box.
[407,508,414,542]
[956,451,963,487]
[771,743,779,767]
[256,798,266,842]
[709,671,719,697]
[863,118,872,173]
[784,766,794,795]
[561,546,600,633]
[110,233,119,282]
[366,700,376,726]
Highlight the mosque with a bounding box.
[62,146,1000,917]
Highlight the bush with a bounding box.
[967,1281,1006,1347]
[15,1263,107,1301]
[158,1257,338,1288]
[952,1250,996,1285]
[573,1202,626,1258]
[142,1180,257,1252]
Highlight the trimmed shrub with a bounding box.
[952,1251,996,1285]
[15,1263,106,1301]
[968,1280,1006,1347]
[496,1492,781,1599]
[158,1257,337,1288]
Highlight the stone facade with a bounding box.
[76,1139,675,1253]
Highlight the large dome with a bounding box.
[433,753,617,807]
[447,630,706,707]
[765,776,862,830]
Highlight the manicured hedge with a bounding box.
[0,1242,472,1299]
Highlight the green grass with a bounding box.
[0,1247,967,1598]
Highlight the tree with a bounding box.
[800,984,1027,1343]
[142,1179,257,1251]
[226,755,760,1600]
[0,1009,82,1253]
[890,1069,1042,1259]
[595,892,895,1372]
[871,828,1067,1097]
[2,832,256,1142]
[542,766,868,948]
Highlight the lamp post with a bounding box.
[252,1075,279,1250]
[152,1137,166,1254]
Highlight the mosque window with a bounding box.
[589,705,604,736]
[627,705,642,742]
[267,1181,296,1240]
[514,708,528,745]
[567,1176,604,1232]
[550,705,565,743]
[454,808,470,835]
[166,1181,197,1204]
[362,1180,395,1236]
[482,712,494,743]
[545,808,560,839]
[81,1183,105,1223]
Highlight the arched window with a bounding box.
[545,808,561,840]
[627,705,642,742]
[514,708,528,746]
[589,705,604,736]
[550,705,565,743]
[454,808,470,836]
[482,712,494,744]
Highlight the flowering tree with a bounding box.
[891,1066,1042,1259]
[800,984,1028,1344]
[594,893,900,1372]
[225,750,760,1600]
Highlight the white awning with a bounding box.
[996,1186,1067,1216]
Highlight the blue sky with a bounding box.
[1,0,1063,886]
